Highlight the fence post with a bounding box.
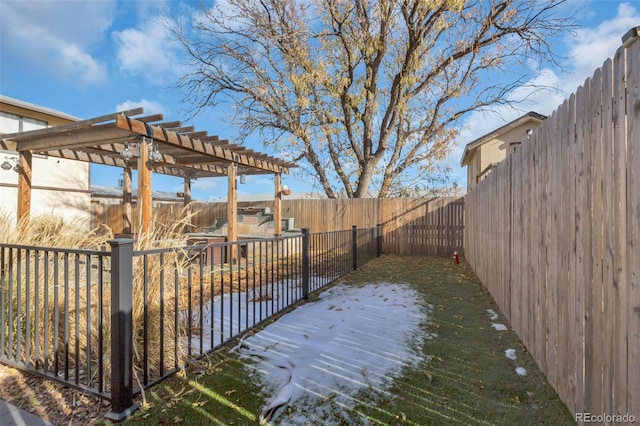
[105,239,139,421]
[376,224,382,257]
[301,229,310,301]
[352,225,358,270]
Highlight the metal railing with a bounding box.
[0,244,111,399]
[0,225,381,420]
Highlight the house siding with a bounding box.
[0,98,91,229]
[466,120,541,190]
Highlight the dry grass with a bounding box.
[0,208,199,391]
[0,210,110,248]
[1,211,111,384]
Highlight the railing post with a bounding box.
[352,225,358,270]
[376,224,382,257]
[105,239,139,422]
[301,229,310,301]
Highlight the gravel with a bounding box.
[0,364,111,426]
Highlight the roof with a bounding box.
[460,111,546,166]
[91,185,182,201]
[0,94,82,122]
[0,107,297,179]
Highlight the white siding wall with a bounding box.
[0,111,91,229]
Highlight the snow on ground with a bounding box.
[486,309,499,321]
[486,314,528,381]
[183,276,329,353]
[236,282,429,424]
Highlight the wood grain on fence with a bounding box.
[465,38,639,423]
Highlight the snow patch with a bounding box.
[516,367,527,376]
[491,323,508,331]
[486,309,499,321]
[239,282,428,424]
[505,349,517,360]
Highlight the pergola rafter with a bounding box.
[1,108,295,242]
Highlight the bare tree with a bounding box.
[172,0,573,198]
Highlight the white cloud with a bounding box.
[113,18,183,85]
[60,44,108,86]
[507,69,565,114]
[0,0,115,86]
[566,3,640,89]
[115,99,166,115]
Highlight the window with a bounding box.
[0,111,48,134]
[0,112,49,159]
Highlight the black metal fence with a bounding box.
[0,225,381,420]
[0,245,111,397]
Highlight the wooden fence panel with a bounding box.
[464,34,639,423]
[573,79,589,416]
[398,198,464,256]
[91,197,464,255]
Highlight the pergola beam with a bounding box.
[0,140,17,151]
[137,114,164,123]
[156,121,181,129]
[115,115,290,174]
[182,131,208,139]
[1,108,144,141]
[12,125,132,152]
[165,126,195,134]
[46,145,230,177]
[48,149,129,168]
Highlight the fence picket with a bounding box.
[612,44,629,418]
[600,57,615,417]
[625,36,640,420]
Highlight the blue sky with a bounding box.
[1,0,639,201]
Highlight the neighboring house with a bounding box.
[460,111,546,191]
[0,95,91,226]
[91,185,184,205]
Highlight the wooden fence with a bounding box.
[384,198,464,255]
[91,197,464,255]
[465,34,639,422]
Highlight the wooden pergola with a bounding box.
[0,108,296,246]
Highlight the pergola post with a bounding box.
[122,167,132,235]
[184,177,193,232]
[183,178,191,206]
[17,151,33,225]
[137,138,152,237]
[274,172,282,236]
[227,162,238,263]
